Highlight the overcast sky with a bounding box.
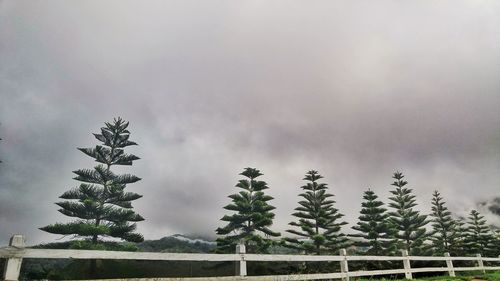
[1,1,499,245]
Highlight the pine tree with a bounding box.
[387,171,428,255]
[215,167,280,253]
[41,118,144,243]
[490,229,500,256]
[464,210,493,256]
[448,219,468,256]
[350,189,395,256]
[429,191,460,255]
[284,170,349,255]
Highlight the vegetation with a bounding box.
[429,191,461,255]
[464,209,494,256]
[3,114,496,278]
[353,270,500,280]
[32,240,138,251]
[22,235,219,280]
[40,118,144,244]
[387,171,429,255]
[215,167,280,253]
[350,189,395,256]
[139,235,215,253]
[284,170,348,255]
[491,229,500,256]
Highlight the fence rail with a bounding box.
[1,235,499,281]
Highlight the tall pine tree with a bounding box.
[350,189,395,256]
[463,210,493,256]
[284,170,349,255]
[41,118,144,243]
[387,171,428,255]
[429,191,460,255]
[215,168,280,253]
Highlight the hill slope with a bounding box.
[138,234,216,253]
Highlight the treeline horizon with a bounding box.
[20,117,497,258]
[215,168,499,257]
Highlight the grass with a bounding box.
[353,270,500,281]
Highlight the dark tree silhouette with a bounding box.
[463,210,493,256]
[284,170,348,255]
[350,189,395,256]
[216,167,280,253]
[429,191,460,255]
[41,118,144,243]
[387,172,428,255]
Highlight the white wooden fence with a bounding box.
[1,235,500,281]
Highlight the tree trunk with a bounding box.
[90,219,100,277]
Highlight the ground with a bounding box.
[355,271,500,281]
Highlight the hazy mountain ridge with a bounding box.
[138,234,216,253]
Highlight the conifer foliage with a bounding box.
[41,118,144,243]
[284,170,348,255]
[464,210,493,255]
[387,172,428,254]
[429,191,460,255]
[491,230,500,256]
[350,189,395,256]
[216,168,280,253]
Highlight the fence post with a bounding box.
[339,248,349,281]
[476,253,485,274]
[3,235,25,281]
[235,243,247,277]
[444,252,455,277]
[401,250,412,280]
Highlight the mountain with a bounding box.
[22,235,295,279]
[170,234,216,245]
[22,235,220,280]
[138,234,216,253]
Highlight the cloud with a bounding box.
[476,198,500,227]
[0,0,499,245]
[486,198,500,216]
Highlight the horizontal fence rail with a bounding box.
[1,235,499,281]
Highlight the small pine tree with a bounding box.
[490,229,500,256]
[429,191,460,255]
[449,219,468,256]
[464,210,493,256]
[350,189,395,256]
[284,170,349,255]
[387,171,429,255]
[41,118,144,243]
[215,167,280,253]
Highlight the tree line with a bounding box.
[38,118,500,258]
[216,168,500,258]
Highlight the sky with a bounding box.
[0,0,499,245]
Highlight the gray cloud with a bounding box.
[1,0,499,245]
